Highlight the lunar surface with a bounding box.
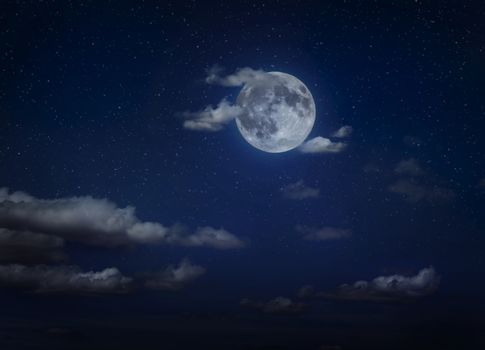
[236,72,316,153]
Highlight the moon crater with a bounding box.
[236,72,316,153]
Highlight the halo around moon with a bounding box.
[235,72,316,153]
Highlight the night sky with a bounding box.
[1,1,485,349]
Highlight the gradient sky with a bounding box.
[1,1,484,349]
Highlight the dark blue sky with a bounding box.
[0,1,484,349]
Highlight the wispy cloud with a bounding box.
[299,267,439,302]
[332,125,352,138]
[388,179,455,203]
[394,158,425,177]
[205,65,267,87]
[281,180,319,200]
[241,297,306,314]
[388,159,454,203]
[296,225,351,241]
[299,137,347,154]
[0,264,133,294]
[144,259,206,291]
[181,66,268,132]
[181,99,242,132]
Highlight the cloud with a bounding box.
[299,267,439,302]
[0,188,244,249]
[240,297,306,314]
[182,99,242,132]
[144,259,206,291]
[388,179,455,203]
[205,65,267,87]
[394,158,425,177]
[181,66,268,132]
[0,264,133,294]
[296,225,351,241]
[299,137,347,154]
[281,180,320,200]
[332,126,352,138]
[178,226,246,249]
[388,159,454,203]
[297,285,317,298]
[0,228,66,264]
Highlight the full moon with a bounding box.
[236,72,316,153]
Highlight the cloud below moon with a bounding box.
[299,136,347,154]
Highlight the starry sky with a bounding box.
[1,1,485,349]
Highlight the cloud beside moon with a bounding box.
[181,66,351,154]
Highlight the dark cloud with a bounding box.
[299,137,346,154]
[144,259,206,291]
[0,188,244,249]
[296,225,351,241]
[0,264,133,294]
[388,179,455,203]
[281,180,319,200]
[394,158,425,177]
[0,228,66,264]
[240,297,307,314]
[299,267,439,302]
[388,158,454,203]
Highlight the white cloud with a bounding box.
[181,66,268,132]
[241,297,306,314]
[299,267,439,301]
[144,259,206,291]
[182,99,242,132]
[281,180,320,200]
[0,264,133,294]
[299,137,347,154]
[205,65,267,87]
[178,226,246,249]
[0,188,244,249]
[296,225,351,241]
[332,126,352,138]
